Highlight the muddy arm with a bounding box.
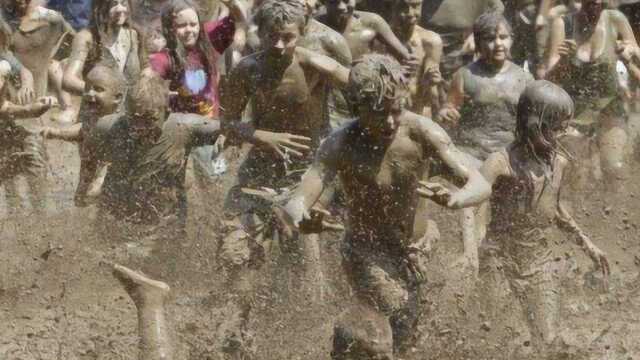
[63,30,92,95]
[281,131,341,227]
[295,47,350,88]
[0,99,54,119]
[367,13,412,61]
[417,117,493,209]
[42,123,82,142]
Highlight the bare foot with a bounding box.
[112,264,170,308]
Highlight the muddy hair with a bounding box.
[254,0,307,33]
[347,54,409,111]
[125,74,169,121]
[161,0,217,89]
[512,80,574,188]
[472,11,512,51]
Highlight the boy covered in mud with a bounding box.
[218,0,353,357]
[276,54,489,359]
[430,80,610,354]
[41,63,128,207]
[0,59,59,206]
[388,0,444,117]
[315,0,415,63]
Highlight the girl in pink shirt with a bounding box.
[150,0,246,118]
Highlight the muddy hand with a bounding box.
[423,64,442,85]
[256,131,312,160]
[558,39,577,59]
[17,84,35,105]
[417,181,451,206]
[437,106,460,125]
[406,252,427,283]
[588,245,610,291]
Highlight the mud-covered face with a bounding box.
[174,8,200,49]
[84,68,123,116]
[395,0,422,27]
[109,0,129,26]
[259,22,301,59]
[357,98,403,139]
[326,0,355,23]
[478,22,512,66]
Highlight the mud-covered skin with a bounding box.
[316,6,411,62]
[546,3,639,190]
[452,61,533,160]
[390,0,444,118]
[112,264,172,360]
[281,106,488,358]
[219,13,351,354]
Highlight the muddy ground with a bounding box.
[1,112,639,360]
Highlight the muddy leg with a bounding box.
[24,133,49,215]
[598,114,628,192]
[48,59,77,124]
[218,227,259,359]
[4,178,24,215]
[112,264,172,360]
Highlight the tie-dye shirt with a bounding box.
[149,16,235,118]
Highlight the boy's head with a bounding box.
[347,54,409,138]
[126,74,169,142]
[254,0,306,59]
[84,63,127,116]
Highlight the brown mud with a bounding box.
[1,114,640,359]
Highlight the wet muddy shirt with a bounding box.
[455,61,533,160]
[150,17,235,118]
[93,113,220,224]
[489,149,567,270]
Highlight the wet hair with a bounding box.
[472,11,512,50]
[161,0,217,89]
[347,54,409,111]
[254,0,307,33]
[514,80,574,163]
[126,74,169,121]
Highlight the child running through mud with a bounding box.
[426,80,610,356]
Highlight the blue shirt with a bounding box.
[47,0,92,30]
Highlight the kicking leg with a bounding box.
[112,264,172,360]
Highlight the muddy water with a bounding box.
[1,115,639,359]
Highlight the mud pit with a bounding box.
[1,114,640,360]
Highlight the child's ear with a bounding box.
[114,92,124,105]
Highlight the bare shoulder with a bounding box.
[355,11,386,26]
[307,19,350,52]
[405,110,451,146]
[415,26,442,47]
[606,9,630,23]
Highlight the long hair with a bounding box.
[511,80,574,198]
[160,0,217,87]
[88,0,146,68]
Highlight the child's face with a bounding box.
[109,0,129,26]
[148,31,167,53]
[84,68,123,116]
[174,8,200,48]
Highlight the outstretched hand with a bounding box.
[587,244,611,291]
[254,131,312,161]
[417,181,451,205]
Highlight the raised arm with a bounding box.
[418,33,444,117]
[63,30,93,95]
[544,15,572,79]
[295,47,350,88]
[367,13,412,61]
[416,116,492,209]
